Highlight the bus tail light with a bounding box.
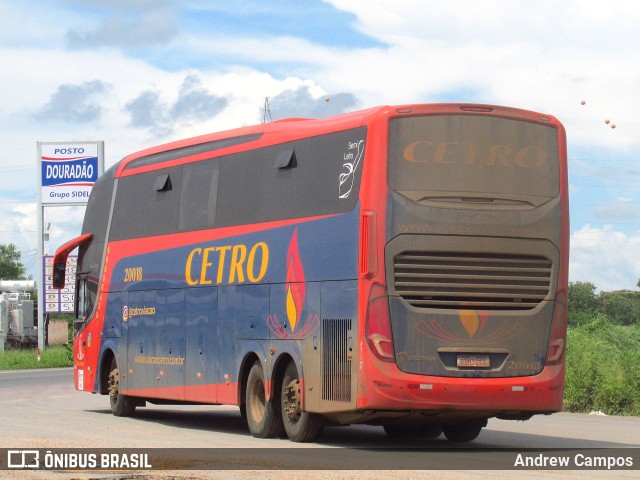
[546,290,567,365]
[359,211,377,278]
[366,284,395,362]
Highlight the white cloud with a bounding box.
[268,86,357,120]
[0,46,314,158]
[321,0,640,148]
[0,202,37,277]
[593,200,639,220]
[35,80,112,124]
[65,8,178,49]
[124,74,229,137]
[570,225,640,291]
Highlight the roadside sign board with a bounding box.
[39,142,102,205]
[43,255,76,313]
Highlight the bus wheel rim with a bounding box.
[108,369,120,402]
[283,379,301,423]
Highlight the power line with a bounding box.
[572,222,640,226]
[569,185,640,188]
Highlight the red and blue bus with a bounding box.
[53,103,568,443]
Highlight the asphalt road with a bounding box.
[1,368,639,479]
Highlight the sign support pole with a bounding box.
[37,188,44,350]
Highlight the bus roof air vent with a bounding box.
[274,149,297,169]
[153,173,172,192]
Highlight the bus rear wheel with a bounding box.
[108,358,136,417]
[281,362,324,442]
[245,362,284,438]
[442,419,486,443]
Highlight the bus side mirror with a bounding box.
[52,263,66,289]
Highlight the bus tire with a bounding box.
[281,362,324,443]
[442,420,485,443]
[246,362,283,438]
[108,358,136,417]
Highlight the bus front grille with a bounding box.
[393,251,552,310]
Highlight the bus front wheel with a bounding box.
[108,358,136,417]
[281,362,324,442]
[245,362,284,438]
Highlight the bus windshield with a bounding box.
[388,115,560,205]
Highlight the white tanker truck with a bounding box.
[0,280,37,350]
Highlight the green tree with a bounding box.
[568,281,603,327]
[601,293,640,325]
[0,243,26,279]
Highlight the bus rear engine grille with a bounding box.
[393,251,552,310]
[322,318,352,403]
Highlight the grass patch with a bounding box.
[0,345,72,370]
[564,317,640,416]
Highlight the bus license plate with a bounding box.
[457,354,490,368]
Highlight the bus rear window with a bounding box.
[388,115,560,203]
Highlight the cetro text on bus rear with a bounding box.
[53,103,569,443]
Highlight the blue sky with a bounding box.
[0,0,639,291]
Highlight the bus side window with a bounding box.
[74,273,97,334]
[75,274,87,333]
[179,158,220,231]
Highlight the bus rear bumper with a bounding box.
[358,363,565,413]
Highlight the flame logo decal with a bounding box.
[267,228,319,339]
[285,228,305,332]
[458,310,488,338]
[416,310,523,343]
